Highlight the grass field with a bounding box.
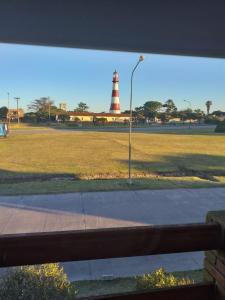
[0,127,225,195]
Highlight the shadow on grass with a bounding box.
[0,169,80,184]
[0,153,225,184]
[120,153,225,179]
[54,128,220,137]
[10,123,221,137]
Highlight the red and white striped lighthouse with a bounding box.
[109,70,121,114]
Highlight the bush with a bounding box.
[215,122,225,132]
[0,263,78,300]
[136,268,193,290]
[94,117,108,125]
[204,116,221,125]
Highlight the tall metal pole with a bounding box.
[128,56,144,185]
[14,97,20,124]
[184,99,192,109]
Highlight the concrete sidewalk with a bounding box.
[0,188,225,280]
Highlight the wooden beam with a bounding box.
[0,0,225,58]
[0,223,221,267]
[79,283,215,300]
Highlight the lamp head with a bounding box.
[139,55,144,62]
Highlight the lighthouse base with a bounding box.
[109,110,121,114]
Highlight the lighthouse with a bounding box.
[109,70,121,114]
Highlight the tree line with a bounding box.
[0,97,224,124]
[121,100,217,123]
[23,99,90,122]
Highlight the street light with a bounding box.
[128,55,144,185]
[184,99,192,109]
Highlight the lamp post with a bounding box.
[184,99,192,109]
[128,55,144,185]
[14,97,20,124]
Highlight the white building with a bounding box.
[59,103,67,111]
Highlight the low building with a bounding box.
[59,103,67,111]
[8,109,24,120]
[68,112,130,123]
[211,113,225,122]
[168,118,181,123]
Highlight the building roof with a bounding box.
[9,109,24,113]
[68,112,129,117]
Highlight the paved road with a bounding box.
[0,188,224,280]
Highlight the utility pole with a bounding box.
[14,97,20,124]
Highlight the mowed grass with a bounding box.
[0,127,225,194]
[1,129,225,177]
[1,177,225,196]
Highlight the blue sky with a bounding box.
[0,43,225,113]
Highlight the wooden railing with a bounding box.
[0,221,224,299]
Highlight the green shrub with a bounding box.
[136,267,193,290]
[205,116,221,125]
[0,263,78,300]
[215,121,225,132]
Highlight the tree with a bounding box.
[143,101,163,121]
[55,109,70,122]
[23,112,38,122]
[74,102,89,112]
[212,110,225,116]
[159,113,170,123]
[163,99,177,114]
[121,110,133,114]
[134,106,145,122]
[193,109,205,123]
[28,97,55,121]
[205,100,212,115]
[0,106,8,120]
[177,109,193,121]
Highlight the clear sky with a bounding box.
[0,43,225,113]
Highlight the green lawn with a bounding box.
[1,177,225,196]
[0,127,225,194]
